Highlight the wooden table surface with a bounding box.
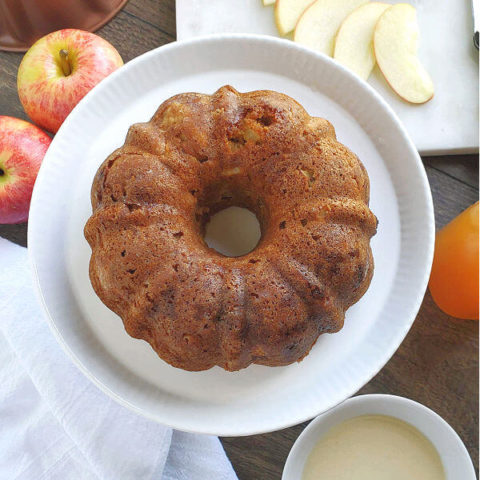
[1,1,478,478]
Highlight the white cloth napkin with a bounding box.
[0,237,238,480]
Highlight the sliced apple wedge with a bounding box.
[374,4,434,104]
[263,0,275,6]
[294,0,368,56]
[275,0,314,36]
[334,3,389,80]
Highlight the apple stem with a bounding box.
[59,49,71,76]
[0,168,4,176]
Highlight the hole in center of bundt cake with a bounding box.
[204,206,261,257]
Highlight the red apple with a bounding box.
[0,116,51,224]
[17,29,123,133]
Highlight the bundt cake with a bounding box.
[84,85,377,372]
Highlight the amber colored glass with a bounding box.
[429,201,479,320]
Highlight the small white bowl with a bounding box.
[282,394,476,480]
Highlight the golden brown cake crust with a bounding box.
[84,86,377,371]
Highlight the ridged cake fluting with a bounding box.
[84,86,377,371]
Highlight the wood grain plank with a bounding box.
[425,164,479,229]
[0,223,27,247]
[0,51,28,120]
[124,0,176,39]
[96,10,172,61]
[424,154,479,191]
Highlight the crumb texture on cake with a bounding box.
[84,85,377,371]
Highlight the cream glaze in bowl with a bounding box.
[283,394,476,480]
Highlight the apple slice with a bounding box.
[262,0,275,5]
[294,0,368,56]
[275,0,314,36]
[334,3,390,80]
[374,4,434,104]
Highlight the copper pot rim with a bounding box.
[0,0,129,52]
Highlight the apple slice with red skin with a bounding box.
[374,4,434,104]
[17,29,123,134]
[0,116,51,224]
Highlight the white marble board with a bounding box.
[176,0,479,155]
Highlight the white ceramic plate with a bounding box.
[282,394,476,479]
[28,34,434,436]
